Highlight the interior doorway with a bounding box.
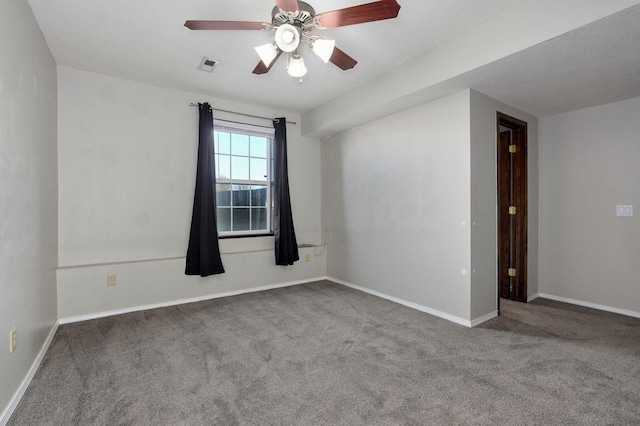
[497,112,528,306]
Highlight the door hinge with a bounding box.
[509,144,517,153]
[509,206,517,215]
[508,268,516,277]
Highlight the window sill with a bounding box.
[219,233,274,240]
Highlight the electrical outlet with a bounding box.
[9,328,16,353]
[305,253,311,263]
[107,274,117,286]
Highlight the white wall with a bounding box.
[470,91,539,319]
[539,97,640,316]
[0,1,58,421]
[322,91,472,323]
[57,67,325,320]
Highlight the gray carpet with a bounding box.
[8,280,640,425]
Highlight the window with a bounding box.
[214,120,274,236]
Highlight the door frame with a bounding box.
[496,112,528,311]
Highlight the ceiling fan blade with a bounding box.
[184,20,267,30]
[252,51,284,75]
[274,0,299,13]
[315,0,401,29]
[330,47,357,70]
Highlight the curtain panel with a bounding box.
[185,102,225,276]
[273,118,299,265]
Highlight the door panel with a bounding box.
[497,115,527,303]
[497,130,511,299]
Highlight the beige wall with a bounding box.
[539,97,640,316]
[56,67,325,320]
[0,1,58,421]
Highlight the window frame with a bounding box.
[214,119,274,238]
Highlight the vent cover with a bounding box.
[197,57,219,72]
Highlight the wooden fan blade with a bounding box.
[274,0,299,13]
[330,47,357,70]
[252,51,284,75]
[316,0,401,29]
[184,20,267,30]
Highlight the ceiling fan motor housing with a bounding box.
[272,1,316,29]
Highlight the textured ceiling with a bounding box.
[470,4,640,117]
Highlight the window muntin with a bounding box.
[214,120,273,236]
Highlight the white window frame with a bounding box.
[214,120,274,237]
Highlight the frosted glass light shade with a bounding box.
[254,43,279,67]
[274,24,300,53]
[312,39,335,63]
[287,55,307,78]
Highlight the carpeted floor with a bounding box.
[8,280,640,425]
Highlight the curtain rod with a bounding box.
[190,103,296,125]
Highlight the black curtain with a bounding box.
[273,118,299,265]
[185,103,225,276]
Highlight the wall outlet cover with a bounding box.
[616,205,633,217]
[107,274,117,286]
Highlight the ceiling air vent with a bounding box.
[197,57,219,72]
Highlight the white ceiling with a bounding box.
[469,3,640,117]
[27,0,640,120]
[27,0,525,112]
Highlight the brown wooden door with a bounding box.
[497,113,527,303]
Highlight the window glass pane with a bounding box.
[251,185,267,207]
[250,158,267,181]
[217,208,231,231]
[232,208,250,231]
[231,156,249,180]
[250,136,267,158]
[216,183,232,206]
[212,121,273,235]
[218,154,230,179]
[251,208,268,230]
[231,133,249,156]
[232,184,250,206]
[217,132,231,154]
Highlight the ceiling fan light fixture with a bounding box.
[274,23,300,52]
[312,39,335,64]
[287,53,307,78]
[254,43,279,67]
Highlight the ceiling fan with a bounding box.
[185,0,401,80]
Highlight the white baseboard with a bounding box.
[326,276,496,328]
[528,293,540,302]
[58,277,327,324]
[1,321,59,426]
[470,310,499,327]
[538,293,640,319]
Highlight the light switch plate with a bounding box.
[616,205,633,217]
